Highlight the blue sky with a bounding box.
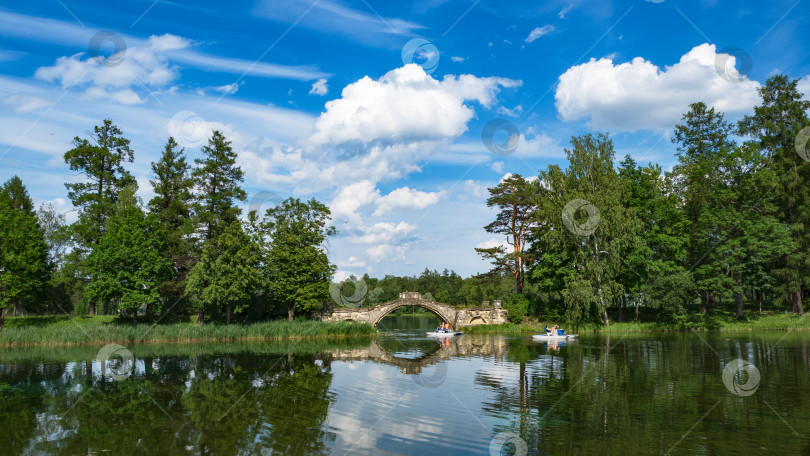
[1,0,808,280]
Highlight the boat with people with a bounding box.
[428,322,462,337]
[426,331,463,337]
[532,333,577,341]
[533,324,577,341]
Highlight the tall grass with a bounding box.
[0,317,376,347]
[464,312,810,334]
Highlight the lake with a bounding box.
[2,315,810,455]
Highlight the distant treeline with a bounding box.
[339,269,515,308]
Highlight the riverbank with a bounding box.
[0,315,376,347]
[464,312,810,334]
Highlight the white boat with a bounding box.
[532,333,578,341]
[426,331,463,337]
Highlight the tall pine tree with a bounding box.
[149,137,195,311]
[63,119,135,315]
[475,174,536,294]
[192,131,246,242]
[672,102,737,313]
[0,177,50,325]
[189,131,246,324]
[738,75,810,314]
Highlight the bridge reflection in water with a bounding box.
[320,334,509,375]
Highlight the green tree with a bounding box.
[185,220,262,324]
[475,174,536,294]
[63,119,135,315]
[191,130,246,243]
[0,176,35,215]
[0,178,50,325]
[149,136,195,313]
[263,198,335,320]
[738,75,810,314]
[671,102,738,314]
[618,156,691,320]
[85,188,172,323]
[530,133,639,325]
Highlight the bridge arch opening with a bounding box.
[371,301,454,328]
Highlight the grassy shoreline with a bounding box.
[464,312,810,334]
[0,316,376,347]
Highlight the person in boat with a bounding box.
[436,322,444,332]
[443,322,451,332]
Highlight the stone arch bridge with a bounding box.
[319,292,508,329]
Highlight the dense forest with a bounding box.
[0,75,807,327]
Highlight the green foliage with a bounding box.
[0,177,51,323]
[516,82,810,325]
[149,136,195,310]
[0,201,51,323]
[530,133,639,324]
[63,119,136,247]
[192,130,246,242]
[642,269,694,321]
[85,191,172,323]
[0,176,35,214]
[738,75,810,313]
[263,198,336,319]
[503,293,529,323]
[186,221,263,324]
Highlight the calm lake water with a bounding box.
[2,315,810,455]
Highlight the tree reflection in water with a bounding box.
[2,334,810,454]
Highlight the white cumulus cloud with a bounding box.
[305,64,520,148]
[329,180,380,224]
[554,43,762,132]
[34,33,187,104]
[373,187,443,216]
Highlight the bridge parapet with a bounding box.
[319,292,508,328]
